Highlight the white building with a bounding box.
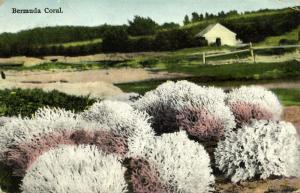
[195,23,241,46]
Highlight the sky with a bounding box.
[0,0,298,33]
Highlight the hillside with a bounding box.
[0,7,299,57]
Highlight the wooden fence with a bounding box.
[199,43,300,64]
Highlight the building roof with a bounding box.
[195,23,236,37]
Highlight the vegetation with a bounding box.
[0,89,96,117]
[0,7,299,56]
[256,26,300,46]
[128,16,159,36]
[0,25,112,57]
[272,88,300,106]
[50,38,103,48]
[184,8,300,42]
[164,60,300,79]
[102,27,131,53]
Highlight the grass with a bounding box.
[181,8,292,29]
[0,60,131,71]
[0,88,96,117]
[272,88,300,106]
[163,60,300,80]
[49,38,102,48]
[256,26,300,46]
[1,42,298,72]
[116,60,300,105]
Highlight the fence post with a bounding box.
[249,42,256,63]
[203,52,206,64]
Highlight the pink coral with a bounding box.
[4,131,75,177]
[176,108,224,142]
[127,157,166,193]
[230,102,273,128]
[94,131,128,156]
[5,129,128,177]
[70,130,128,155]
[147,104,179,135]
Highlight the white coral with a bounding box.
[134,80,235,133]
[81,100,155,154]
[129,131,215,193]
[0,107,106,160]
[226,86,282,120]
[215,120,299,183]
[21,145,127,193]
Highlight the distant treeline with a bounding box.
[222,11,300,42]
[182,8,285,25]
[0,8,299,57]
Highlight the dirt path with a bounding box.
[256,81,300,90]
[4,68,189,84]
[1,68,189,98]
[216,177,300,193]
[284,106,300,134]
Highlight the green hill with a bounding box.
[0,7,299,57]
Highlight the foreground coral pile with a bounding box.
[0,80,299,193]
[22,145,127,193]
[129,131,215,193]
[134,80,235,141]
[226,86,282,128]
[215,120,299,183]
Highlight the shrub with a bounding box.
[21,145,127,193]
[129,131,215,193]
[0,89,95,117]
[215,120,299,183]
[134,80,235,141]
[226,86,282,127]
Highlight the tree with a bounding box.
[191,12,200,22]
[183,15,190,25]
[160,22,180,30]
[199,14,204,20]
[102,27,129,52]
[218,11,226,18]
[128,16,158,36]
[205,12,210,18]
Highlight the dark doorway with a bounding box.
[216,38,222,47]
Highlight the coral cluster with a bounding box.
[70,129,128,155]
[0,80,298,192]
[227,86,282,127]
[215,120,299,183]
[129,131,215,193]
[81,100,155,148]
[176,107,224,141]
[127,157,166,193]
[134,80,235,141]
[21,145,127,193]
[0,107,98,159]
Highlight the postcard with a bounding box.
[0,0,299,193]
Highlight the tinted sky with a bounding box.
[0,0,298,33]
